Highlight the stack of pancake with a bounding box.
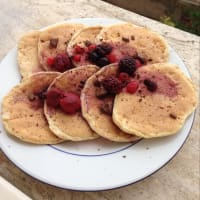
[2,23,197,144]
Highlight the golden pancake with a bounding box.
[18,31,44,79]
[2,72,63,144]
[113,63,198,138]
[81,64,140,142]
[44,65,99,141]
[38,23,85,71]
[96,23,169,64]
[67,26,102,67]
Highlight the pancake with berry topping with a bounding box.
[81,63,140,142]
[18,31,44,79]
[2,72,63,144]
[38,23,85,71]
[96,23,169,64]
[112,63,198,138]
[44,65,99,141]
[67,26,103,67]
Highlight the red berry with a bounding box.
[59,92,81,114]
[47,57,55,66]
[74,45,84,54]
[126,81,139,94]
[46,88,63,107]
[73,54,81,62]
[53,53,72,72]
[118,72,130,82]
[106,53,117,63]
[135,59,142,68]
[88,44,97,52]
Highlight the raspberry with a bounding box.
[144,79,157,92]
[102,76,123,94]
[59,92,81,114]
[126,81,139,94]
[119,56,136,75]
[74,45,84,54]
[73,54,81,62]
[106,53,117,63]
[53,53,73,72]
[47,57,55,66]
[118,72,130,82]
[46,88,63,107]
[88,44,96,52]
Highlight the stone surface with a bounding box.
[0,0,199,199]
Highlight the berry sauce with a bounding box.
[134,70,178,97]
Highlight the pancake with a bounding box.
[2,72,63,144]
[44,65,99,141]
[81,64,140,142]
[18,31,44,79]
[67,26,102,67]
[112,63,198,138]
[96,23,169,64]
[38,23,85,71]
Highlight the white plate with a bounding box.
[0,18,195,191]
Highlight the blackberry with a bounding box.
[143,79,157,92]
[119,56,136,75]
[102,76,123,94]
[87,43,113,66]
[95,46,106,57]
[88,51,99,63]
[97,43,112,55]
[96,57,110,67]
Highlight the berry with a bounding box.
[95,46,107,57]
[59,92,81,114]
[119,56,136,75]
[98,43,112,55]
[126,81,139,94]
[88,44,96,52]
[47,57,55,66]
[143,79,157,92]
[118,72,130,82]
[96,57,110,67]
[46,88,63,107]
[88,51,99,63]
[53,53,72,72]
[102,76,123,94]
[74,45,84,54]
[106,53,117,63]
[73,54,81,62]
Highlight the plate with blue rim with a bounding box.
[0,18,195,191]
